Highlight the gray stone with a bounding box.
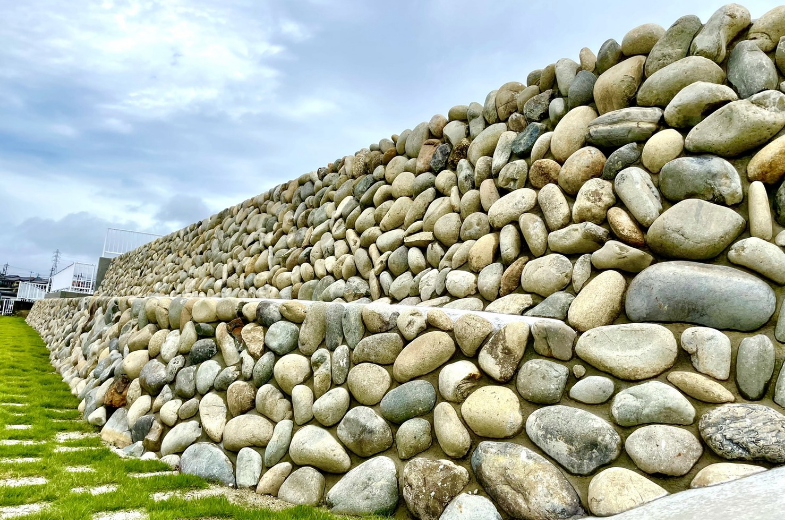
[587,467,669,516]
[596,39,622,75]
[728,41,779,99]
[736,335,775,401]
[352,333,403,365]
[728,237,785,284]
[471,441,584,520]
[252,352,274,387]
[439,494,501,520]
[278,467,325,506]
[264,419,293,467]
[516,360,569,404]
[326,456,399,516]
[396,418,432,460]
[700,404,785,463]
[645,15,703,76]
[638,56,726,107]
[664,81,739,128]
[626,425,702,476]
[180,442,235,487]
[611,381,696,426]
[438,360,481,403]
[139,359,167,396]
[521,254,572,297]
[659,155,742,205]
[461,386,524,438]
[690,3,751,63]
[686,90,785,157]
[312,387,350,427]
[614,167,662,227]
[681,327,732,380]
[188,339,217,365]
[569,376,614,404]
[255,384,293,423]
[575,323,677,380]
[236,447,262,488]
[478,322,529,383]
[264,321,299,355]
[174,366,196,398]
[586,107,662,148]
[547,222,609,254]
[511,122,547,156]
[568,70,596,110]
[526,405,622,475]
[626,262,776,331]
[531,320,577,361]
[433,402,471,458]
[525,292,574,320]
[646,199,745,259]
[337,406,393,457]
[342,304,365,348]
[256,301,282,327]
[380,380,436,424]
[402,458,469,520]
[601,143,642,180]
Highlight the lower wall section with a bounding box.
[27,296,785,519]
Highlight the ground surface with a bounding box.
[0,316,347,520]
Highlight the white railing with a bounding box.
[103,228,162,258]
[0,298,14,316]
[50,262,96,294]
[16,282,48,302]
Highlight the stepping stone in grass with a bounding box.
[0,502,49,519]
[0,458,41,464]
[6,425,31,430]
[129,471,178,478]
[54,446,101,453]
[0,440,45,446]
[0,477,47,487]
[72,484,117,496]
[55,432,99,442]
[65,466,95,473]
[92,511,148,520]
[0,403,25,407]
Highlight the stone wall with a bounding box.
[26,293,785,518]
[26,3,785,519]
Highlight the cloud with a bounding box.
[154,195,212,228]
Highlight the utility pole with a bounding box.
[1,263,7,277]
[49,249,61,279]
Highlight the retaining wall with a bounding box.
[26,3,785,519]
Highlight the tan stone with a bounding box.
[641,129,684,173]
[607,207,645,247]
[588,467,668,516]
[748,135,785,184]
[593,56,646,115]
[558,147,606,195]
[666,371,735,403]
[568,270,625,332]
[393,331,456,383]
[551,106,598,163]
[529,159,561,188]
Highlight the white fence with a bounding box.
[16,282,48,302]
[103,228,162,258]
[0,298,14,316]
[50,262,96,294]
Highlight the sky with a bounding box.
[0,0,774,278]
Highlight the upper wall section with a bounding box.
[99,5,785,322]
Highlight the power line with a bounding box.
[49,250,61,278]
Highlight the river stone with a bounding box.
[160,420,201,456]
[252,352,274,387]
[273,354,309,395]
[396,418,432,460]
[222,414,274,451]
[626,425,702,476]
[289,425,351,473]
[180,443,235,487]
[525,291,574,320]
[438,360,481,403]
[511,122,547,156]
[602,143,642,181]
[547,222,609,254]
[478,322,529,383]
[453,314,492,356]
[728,40,778,99]
[568,70,596,109]
[667,371,735,403]
[174,366,196,399]
[568,270,626,332]
[471,441,584,520]
[516,360,569,405]
[638,56,725,107]
[467,123,506,165]
[690,3,750,62]
[264,419,293,467]
[586,107,662,148]
[531,320,577,361]
[587,467,668,516]
[326,456,399,516]
[256,301,282,327]
[278,467,325,506]
[255,384,293,423]
[572,178,614,224]
[659,155,742,205]
[199,392,227,442]
[461,386,523,438]
[622,22,664,55]
[264,321,299,355]
[611,381,695,426]
[664,81,739,128]
[626,262,776,331]
[312,387,350,427]
[647,199,745,259]
[337,406,393,457]
[728,237,785,284]
[236,447,262,489]
[433,402,471,458]
[551,105,598,162]
[394,331,455,383]
[614,167,661,227]
[257,462,291,496]
[749,134,785,185]
[440,494,501,520]
[521,254,572,297]
[681,327,732,380]
[139,359,167,396]
[526,405,621,475]
[596,39,622,75]
[569,376,615,404]
[292,385,313,425]
[576,323,677,380]
[593,56,645,115]
[700,404,785,463]
[402,458,469,520]
[645,15,702,76]
[559,147,606,196]
[591,241,653,273]
[519,213,548,257]
[487,189,537,229]
[690,463,768,488]
[736,335,775,401]
[347,363,391,405]
[685,90,785,157]
[380,380,436,424]
[352,333,403,365]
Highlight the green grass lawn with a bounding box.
[0,316,347,520]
